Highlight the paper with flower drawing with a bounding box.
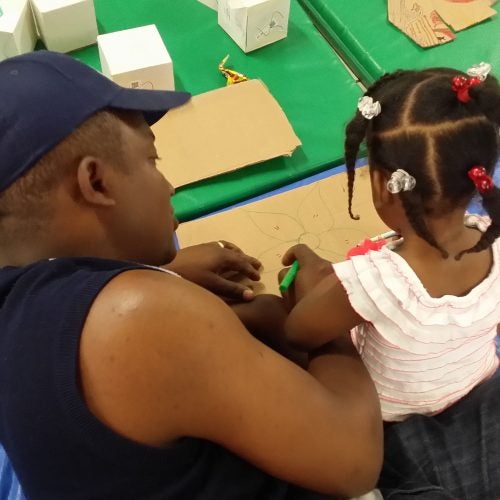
[176,166,388,295]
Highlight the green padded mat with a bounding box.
[300,0,500,87]
[68,0,361,221]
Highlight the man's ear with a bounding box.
[76,157,116,207]
[370,168,394,210]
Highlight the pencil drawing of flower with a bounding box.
[245,183,367,273]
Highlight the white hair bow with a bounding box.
[357,96,381,120]
[387,169,416,194]
[466,62,492,82]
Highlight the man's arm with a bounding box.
[79,270,382,497]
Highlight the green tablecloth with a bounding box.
[70,0,361,221]
[300,0,500,86]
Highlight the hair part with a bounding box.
[344,68,500,259]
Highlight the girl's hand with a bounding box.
[278,244,333,309]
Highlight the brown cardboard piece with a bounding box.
[151,79,301,188]
[388,0,497,48]
[176,166,389,296]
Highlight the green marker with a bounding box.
[279,260,299,293]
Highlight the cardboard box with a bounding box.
[97,25,174,91]
[197,0,218,11]
[152,79,301,188]
[0,0,37,61]
[31,0,98,53]
[218,0,290,53]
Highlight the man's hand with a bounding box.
[165,241,262,301]
[279,244,333,308]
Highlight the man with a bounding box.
[0,51,382,499]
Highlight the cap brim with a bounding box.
[109,87,191,125]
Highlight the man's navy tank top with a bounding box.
[0,257,328,499]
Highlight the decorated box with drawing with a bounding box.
[218,0,290,52]
[97,25,174,91]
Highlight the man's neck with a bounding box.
[0,245,53,267]
[0,235,119,268]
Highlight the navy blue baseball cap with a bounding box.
[0,50,191,193]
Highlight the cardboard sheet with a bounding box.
[152,79,301,188]
[176,166,388,295]
[388,0,497,48]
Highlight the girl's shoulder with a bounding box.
[335,213,499,289]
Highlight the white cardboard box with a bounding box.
[197,0,218,11]
[97,25,174,91]
[218,0,290,53]
[30,0,98,53]
[0,0,37,61]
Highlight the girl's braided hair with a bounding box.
[344,67,500,259]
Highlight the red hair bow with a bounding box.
[451,75,481,103]
[468,166,494,194]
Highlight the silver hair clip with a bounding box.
[387,169,416,194]
[466,62,492,82]
[357,96,381,120]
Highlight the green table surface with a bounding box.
[69,0,362,222]
[300,0,500,87]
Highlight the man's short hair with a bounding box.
[0,110,124,221]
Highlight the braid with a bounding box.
[344,70,411,220]
[399,191,449,258]
[453,75,500,259]
[456,186,500,259]
[344,114,367,220]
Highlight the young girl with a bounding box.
[285,64,500,422]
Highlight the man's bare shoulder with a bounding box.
[85,268,233,340]
[93,267,216,317]
[78,268,240,445]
